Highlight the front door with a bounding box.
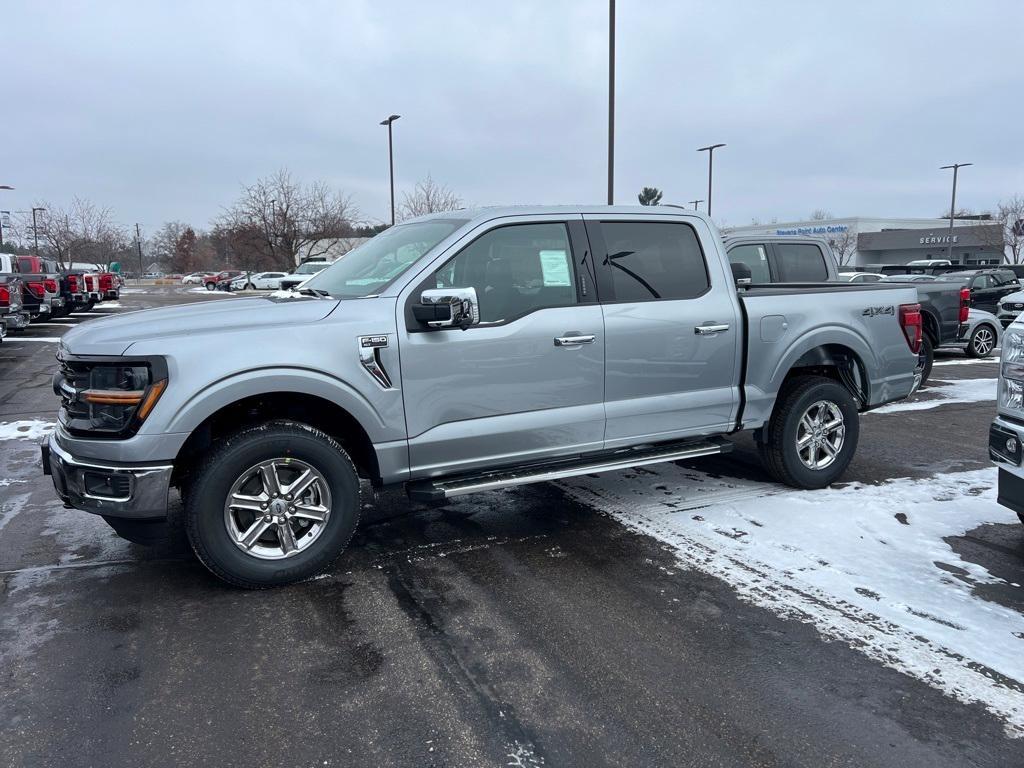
[586,215,742,448]
[398,216,605,477]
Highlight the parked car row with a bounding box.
[0,255,120,338]
[178,263,332,293]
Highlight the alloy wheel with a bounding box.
[972,327,995,356]
[223,458,332,560]
[795,400,846,470]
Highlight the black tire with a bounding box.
[917,335,934,387]
[185,420,360,588]
[758,375,860,490]
[966,323,997,358]
[245,282,254,290]
[205,282,216,291]
[85,300,96,311]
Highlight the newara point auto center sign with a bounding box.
[775,225,849,236]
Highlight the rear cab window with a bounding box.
[772,242,829,282]
[599,221,710,301]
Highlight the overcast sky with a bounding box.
[3,0,1022,236]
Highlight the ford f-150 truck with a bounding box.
[43,207,922,587]
[724,236,966,384]
[990,318,1024,523]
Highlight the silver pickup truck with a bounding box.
[43,206,922,587]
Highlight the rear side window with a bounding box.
[773,243,828,282]
[601,221,709,301]
[727,244,771,284]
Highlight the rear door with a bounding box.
[398,215,606,477]
[970,274,1000,312]
[586,214,741,448]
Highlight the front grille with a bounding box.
[1014,303,1024,311]
[57,358,91,426]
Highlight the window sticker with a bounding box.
[539,250,571,286]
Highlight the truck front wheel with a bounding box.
[185,420,360,588]
[759,375,859,490]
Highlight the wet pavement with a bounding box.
[1,287,1022,767]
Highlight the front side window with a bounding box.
[773,243,828,282]
[433,222,576,323]
[727,244,771,284]
[602,221,710,301]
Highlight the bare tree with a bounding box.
[148,221,188,270]
[829,226,859,266]
[221,169,359,270]
[810,209,833,221]
[399,175,462,220]
[25,198,127,268]
[992,196,1024,264]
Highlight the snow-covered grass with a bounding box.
[0,421,55,441]
[560,466,1024,735]
[873,378,995,414]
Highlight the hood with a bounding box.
[61,296,340,356]
[1000,290,1024,305]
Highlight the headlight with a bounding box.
[1003,331,1024,363]
[57,357,167,437]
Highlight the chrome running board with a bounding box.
[407,438,731,503]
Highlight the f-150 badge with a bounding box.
[360,335,389,348]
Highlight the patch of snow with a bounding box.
[872,378,995,414]
[934,357,999,367]
[0,420,55,441]
[560,466,1024,736]
[7,337,62,342]
[93,301,123,308]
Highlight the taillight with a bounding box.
[68,275,79,291]
[43,278,58,293]
[899,303,923,355]
[959,287,970,323]
[0,286,9,306]
[27,282,45,299]
[85,275,95,290]
[100,274,113,289]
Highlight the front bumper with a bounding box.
[998,310,1020,329]
[3,311,29,329]
[42,432,173,520]
[990,417,1024,519]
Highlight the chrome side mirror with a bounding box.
[413,287,480,328]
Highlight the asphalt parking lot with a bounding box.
[2,287,1023,767]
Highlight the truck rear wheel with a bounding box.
[185,420,360,588]
[917,335,934,387]
[759,375,859,490]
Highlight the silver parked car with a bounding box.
[946,308,1001,358]
[43,206,922,587]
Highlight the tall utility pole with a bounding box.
[0,185,12,247]
[135,223,144,284]
[940,162,972,264]
[380,114,401,225]
[31,206,46,256]
[697,144,726,217]
[607,0,615,205]
[688,199,704,211]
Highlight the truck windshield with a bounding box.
[304,219,467,298]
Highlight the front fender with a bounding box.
[163,366,400,444]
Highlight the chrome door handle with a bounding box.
[554,334,597,347]
[694,323,730,335]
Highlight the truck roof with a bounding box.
[408,205,714,225]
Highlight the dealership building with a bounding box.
[729,217,1005,268]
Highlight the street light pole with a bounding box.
[380,115,401,225]
[135,223,144,284]
[688,199,704,211]
[940,162,972,264]
[0,185,12,247]
[607,0,615,205]
[697,143,726,217]
[31,206,46,256]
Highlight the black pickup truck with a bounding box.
[724,236,966,384]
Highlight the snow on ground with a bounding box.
[6,337,62,343]
[0,420,55,441]
[560,466,1024,735]
[873,378,996,414]
[934,356,1000,367]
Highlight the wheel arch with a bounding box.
[171,391,381,488]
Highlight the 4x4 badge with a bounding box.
[862,306,894,317]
